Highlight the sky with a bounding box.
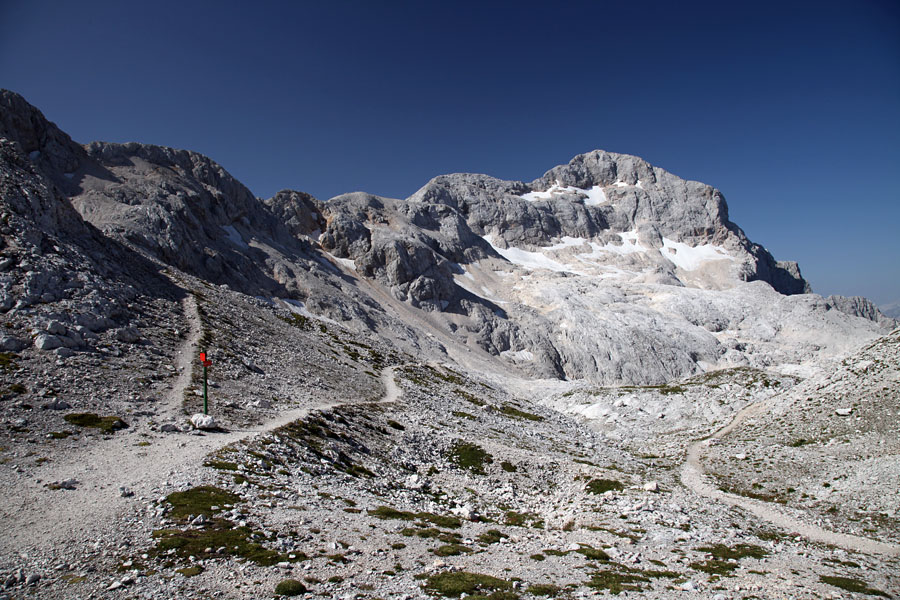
[1,0,898,304]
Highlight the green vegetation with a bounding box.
[576,545,611,561]
[433,543,473,557]
[164,485,241,521]
[279,313,313,331]
[8,383,26,394]
[499,405,544,422]
[584,570,648,595]
[819,575,890,598]
[423,571,513,597]
[526,584,561,596]
[48,430,73,439]
[449,441,493,474]
[203,459,239,471]
[584,565,679,595]
[368,506,461,529]
[499,461,517,473]
[503,511,543,528]
[63,413,128,433]
[175,566,203,577]
[0,352,18,371]
[695,543,768,561]
[585,478,624,494]
[153,522,306,567]
[476,529,508,545]
[401,527,462,543]
[274,579,308,596]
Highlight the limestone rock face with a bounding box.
[1,88,890,386]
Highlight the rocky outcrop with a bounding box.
[826,295,898,328]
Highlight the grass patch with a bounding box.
[499,405,544,422]
[204,459,239,471]
[449,441,493,475]
[153,521,305,567]
[423,571,512,597]
[476,529,508,545]
[500,461,517,473]
[175,565,203,577]
[584,570,648,595]
[585,478,624,494]
[164,485,241,521]
[64,413,128,433]
[433,543,473,557]
[819,575,890,598]
[503,511,543,528]
[526,584,560,596]
[48,430,73,439]
[696,543,768,561]
[576,545,611,561]
[401,528,462,543]
[0,352,18,371]
[368,506,461,529]
[274,578,308,596]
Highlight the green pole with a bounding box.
[203,363,208,415]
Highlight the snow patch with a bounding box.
[278,298,339,325]
[660,238,734,271]
[483,234,581,274]
[521,180,608,206]
[501,349,535,361]
[221,225,248,248]
[333,256,356,271]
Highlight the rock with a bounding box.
[160,423,181,433]
[50,479,78,490]
[242,358,263,374]
[45,320,66,335]
[33,333,63,350]
[190,413,217,430]
[113,327,141,343]
[249,399,272,410]
[0,336,27,351]
[40,399,71,410]
[54,348,74,358]
[643,481,660,492]
[734,453,747,460]
[120,487,134,498]
[25,574,39,586]
[835,408,852,416]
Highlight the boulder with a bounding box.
[34,333,62,350]
[190,413,217,430]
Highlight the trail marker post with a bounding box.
[199,352,212,415]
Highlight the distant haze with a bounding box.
[1,0,898,304]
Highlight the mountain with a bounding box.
[1,90,898,599]
[881,300,900,319]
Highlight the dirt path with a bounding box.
[0,286,404,560]
[681,399,900,558]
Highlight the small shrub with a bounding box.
[500,461,517,473]
[275,578,308,596]
[585,478,624,494]
[448,441,493,475]
[499,405,544,421]
[433,543,472,557]
[165,485,240,520]
[819,575,889,598]
[64,413,128,433]
[526,584,560,596]
[423,571,512,597]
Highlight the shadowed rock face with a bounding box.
[1,88,891,386]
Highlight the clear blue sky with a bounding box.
[2,0,898,304]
